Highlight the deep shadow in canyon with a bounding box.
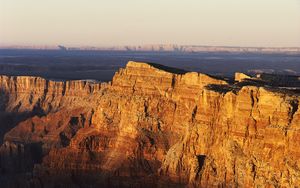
[0,58,299,187]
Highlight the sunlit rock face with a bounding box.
[0,61,299,187]
[234,72,250,82]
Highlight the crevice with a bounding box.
[89,109,94,126]
[195,155,206,179]
[42,79,49,103]
[171,75,176,88]
[144,100,149,117]
[191,105,197,122]
[250,90,255,108]
[288,99,298,125]
[62,81,67,96]
[28,93,33,104]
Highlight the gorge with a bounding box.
[0,61,299,187]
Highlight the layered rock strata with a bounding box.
[0,61,299,187]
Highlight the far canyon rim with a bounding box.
[1,49,299,82]
[2,0,300,187]
[0,61,299,187]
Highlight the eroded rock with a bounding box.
[0,61,299,187]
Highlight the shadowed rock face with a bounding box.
[0,61,299,187]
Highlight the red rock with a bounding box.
[0,61,299,187]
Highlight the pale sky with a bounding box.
[0,0,300,47]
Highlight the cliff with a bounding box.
[0,61,299,187]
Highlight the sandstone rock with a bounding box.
[234,72,251,82]
[0,61,299,187]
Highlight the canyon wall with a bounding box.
[0,61,299,187]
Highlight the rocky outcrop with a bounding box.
[160,86,300,187]
[0,61,299,187]
[0,75,102,112]
[234,72,250,82]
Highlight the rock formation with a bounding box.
[0,61,299,187]
[234,72,251,82]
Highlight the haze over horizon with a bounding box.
[1,0,300,47]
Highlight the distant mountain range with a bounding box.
[1,44,300,54]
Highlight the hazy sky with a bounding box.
[1,0,300,47]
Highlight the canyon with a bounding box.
[0,61,299,187]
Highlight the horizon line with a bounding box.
[1,44,300,49]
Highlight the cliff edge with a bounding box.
[0,61,299,187]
